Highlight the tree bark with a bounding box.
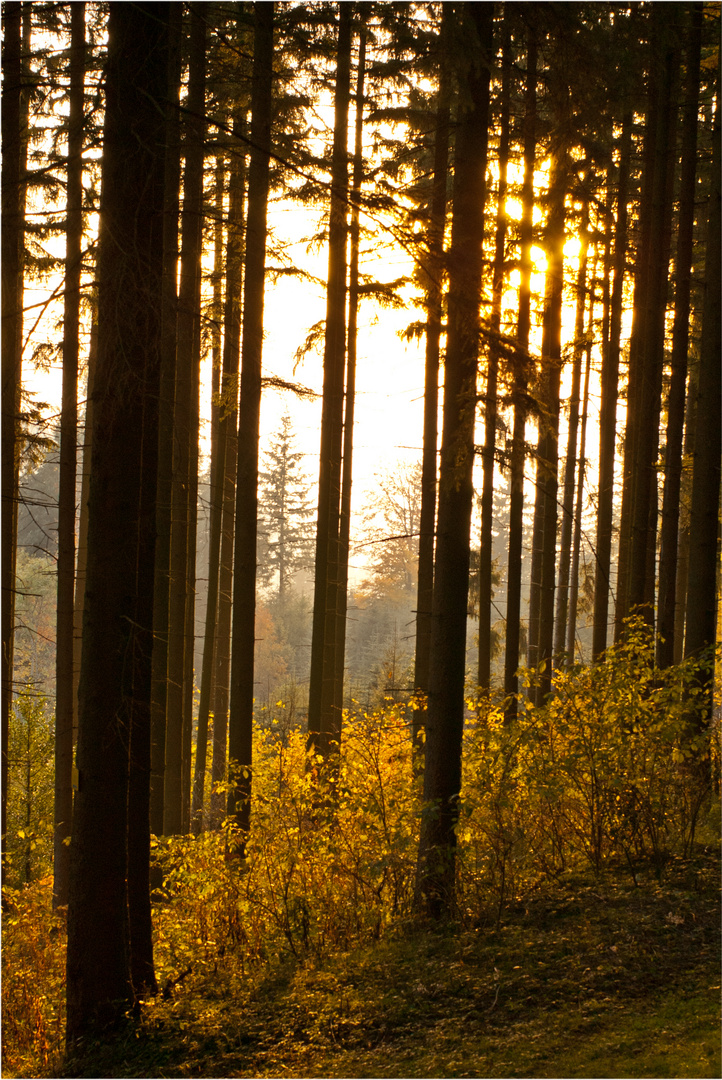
[66,2,167,1042]
[412,3,450,765]
[192,157,225,834]
[592,115,631,660]
[553,200,588,662]
[53,0,85,910]
[504,28,536,721]
[656,3,702,668]
[1,1,26,874]
[528,151,566,703]
[227,0,274,844]
[617,12,679,633]
[478,17,510,693]
[149,1,182,837]
[415,2,492,919]
[565,294,594,661]
[164,6,205,836]
[334,22,366,723]
[211,116,246,831]
[684,77,720,674]
[307,3,352,759]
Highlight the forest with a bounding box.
[1,1,720,1076]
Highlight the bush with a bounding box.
[1,879,66,1078]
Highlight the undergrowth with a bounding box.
[2,622,719,1077]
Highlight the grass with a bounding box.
[54,853,721,1080]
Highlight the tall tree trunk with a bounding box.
[307,3,352,759]
[149,1,182,837]
[412,3,450,764]
[684,78,720,684]
[1,2,26,873]
[554,199,588,661]
[192,158,225,834]
[592,115,631,659]
[630,21,679,625]
[164,7,206,836]
[656,3,702,668]
[227,0,274,844]
[565,296,594,660]
[66,3,167,1042]
[334,23,366,722]
[617,13,679,633]
[504,28,536,721]
[415,2,492,920]
[54,1,85,909]
[211,117,246,831]
[528,151,566,703]
[478,17,510,693]
[673,353,698,663]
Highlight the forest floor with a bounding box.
[56,852,721,1080]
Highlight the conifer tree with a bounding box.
[67,1,167,1040]
[257,414,315,605]
[416,1,493,919]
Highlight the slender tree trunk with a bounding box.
[554,200,588,661]
[656,3,702,668]
[565,301,594,660]
[211,118,246,830]
[164,7,206,836]
[415,2,492,920]
[73,318,96,749]
[673,353,698,663]
[617,14,679,632]
[334,23,366,721]
[54,2,85,909]
[66,3,167,1042]
[307,3,352,759]
[478,18,510,693]
[412,3,450,764]
[504,29,536,721]
[1,2,25,872]
[684,79,720,679]
[528,152,566,703]
[227,0,274,844]
[149,2,182,837]
[192,159,225,834]
[592,115,631,659]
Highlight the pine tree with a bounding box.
[66,1,167,1041]
[257,414,315,604]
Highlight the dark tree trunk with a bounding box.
[1,2,25,873]
[565,301,594,661]
[504,29,536,721]
[149,1,182,837]
[628,21,679,625]
[528,152,566,703]
[617,13,679,634]
[307,3,352,759]
[412,3,450,765]
[192,158,225,834]
[164,6,205,836]
[227,0,274,844]
[684,78,720,678]
[334,23,366,721]
[478,17,510,693]
[66,2,167,1042]
[54,1,85,910]
[673,353,698,663]
[553,200,588,662]
[656,4,702,668]
[211,118,246,831]
[415,2,492,920]
[592,115,631,660]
